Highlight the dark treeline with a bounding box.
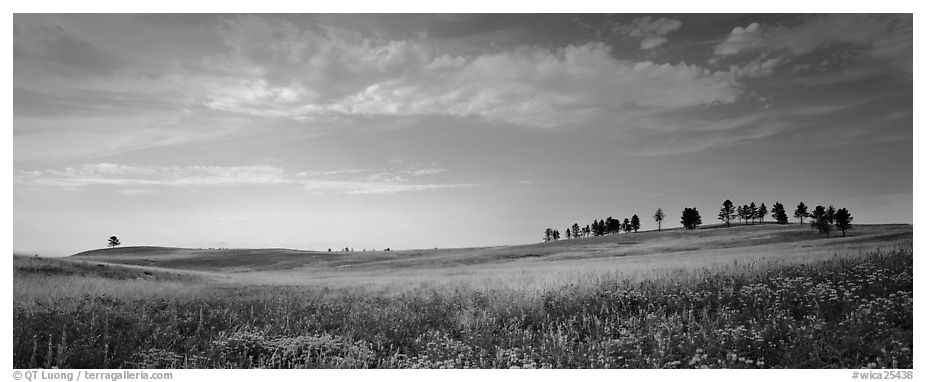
[543,200,854,242]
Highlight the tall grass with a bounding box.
[13,248,912,369]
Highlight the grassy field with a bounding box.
[13,223,913,368]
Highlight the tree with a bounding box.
[584,225,591,237]
[630,214,640,232]
[794,202,810,225]
[681,207,702,230]
[757,203,768,224]
[771,202,789,224]
[748,202,758,224]
[572,223,581,239]
[736,205,745,224]
[740,203,755,224]
[718,199,735,227]
[653,208,665,232]
[622,218,631,233]
[834,208,853,237]
[544,228,553,242]
[553,229,560,241]
[630,214,641,232]
[592,219,605,236]
[810,205,831,236]
[108,236,120,248]
[565,228,572,239]
[605,217,617,235]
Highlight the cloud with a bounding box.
[714,22,763,56]
[626,99,885,156]
[729,56,785,78]
[409,167,445,176]
[14,14,746,162]
[713,15,911,75]
[14,24,126,76]
[299,180,473,195]
[612,16,683,50]
[197,15,738,129]
[15,163,473,195]
[15,164,288,188]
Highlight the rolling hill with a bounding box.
[66,223,912,289]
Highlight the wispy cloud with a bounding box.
[625,99,883,156]
[15,163,474,195]
[611,16,683,50]
[713,15,912,78]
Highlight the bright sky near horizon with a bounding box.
[13,14,912,256]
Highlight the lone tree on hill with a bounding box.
[794,202,810,225]
[810,205,831,236]
[681,207,702,230]
[653,208,665,232]
[771,202,789,224]
[108,236,120,248]
[718,199,735,227]
[834,208,853,237]
[757,203,768,223]
[630,214,641,232]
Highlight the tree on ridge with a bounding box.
[681,207,702,230]
[771,202,789,224]
[653,208,665,232]
[834,208,853,237]
[718,199,735,227]
[794,202,810,225]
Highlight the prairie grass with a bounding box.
[13,247,913,369]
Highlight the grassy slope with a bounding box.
[14,224,913,368]
[66,223,912,291]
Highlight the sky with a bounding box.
[13,13,913,256]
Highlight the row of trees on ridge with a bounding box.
[543,200,854,242]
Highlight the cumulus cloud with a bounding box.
[197,15,738,129]
[714,22,763,56]
[612,16,683,50]
[15,163,472,195]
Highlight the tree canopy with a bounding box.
[681,207,702,230]
[718,199,735,227]
[834,208,853,237]
[771,202,789,224]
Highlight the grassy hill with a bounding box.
[15,223,913,369]
[65,223,912,290]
